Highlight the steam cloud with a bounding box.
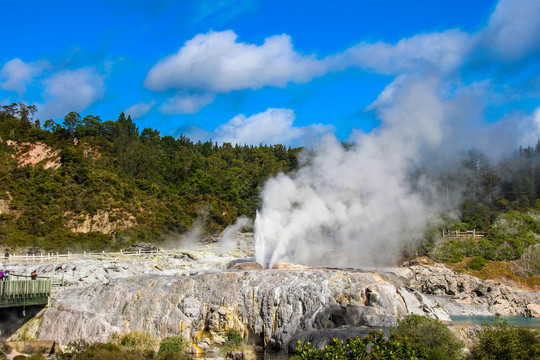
[253,0,540,268]
[255,79,448,268]
[253,78,540,268]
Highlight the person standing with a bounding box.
[31,270,37,280]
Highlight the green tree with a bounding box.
[466,317,540,360]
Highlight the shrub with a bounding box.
[224,329,244,348]
[466,317,540,360]
[111,331,158,355]
[57,340,153,360]
[0,351,7,360]
[467,256,487,271]
[295,330,419,359]
[512,244,540,277]
[430,240,464,263]
[157,336,190,360]
[392,314,464,360]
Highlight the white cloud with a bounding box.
[213,108,333,146]
[125,100,156,119]
[333,30,470,75]
[478,0,540,60]
[161,93,215,114]
[0,58,48,94]
[39,67,105,119]
[145,30,328,93]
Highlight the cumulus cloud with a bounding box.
[213,108,333,146]
[0,58,48,94]
[145,30,328,93]
[161,93,215,114]
[39,68,105,119]
[477,0,540,60]
[125,100,156,119]
[334,30,470,75]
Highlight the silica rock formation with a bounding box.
[2,245,539,350]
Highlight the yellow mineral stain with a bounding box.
[370,273,384,282]
[331,272,343,282]
[192,343,204,355]
[195,330,214,343]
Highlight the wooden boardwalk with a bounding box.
[0,278,52,308]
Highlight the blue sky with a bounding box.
[1,0,539,147]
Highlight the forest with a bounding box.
[1,102,540,268]
[0,103,299,250]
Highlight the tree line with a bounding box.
[0,103,300,250]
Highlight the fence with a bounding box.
[3,248,169,263]
[442,230,485,239]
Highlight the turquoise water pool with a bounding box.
[451,316,540,328]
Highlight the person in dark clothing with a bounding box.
[31,270,37,280]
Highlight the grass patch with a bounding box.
[446,258,540,290]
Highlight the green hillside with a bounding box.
[0,103,300,251]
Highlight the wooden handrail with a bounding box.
[0,278,52,308]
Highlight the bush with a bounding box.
[57,340,153,360]
[157,336,190,360]
[466,317,540,360]
[111,331,158,355]
[467,256,487,271]
[224,329,244,348]
[512,244,540,277]
[392,315,464,360]
[295,330,419,359]
[430,240,465,263]
[26,355,45,360]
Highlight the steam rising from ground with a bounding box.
[219,216,252,253]
[255,79,451,268]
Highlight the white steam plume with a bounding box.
[255,78,446,268]
[219,216,253,253]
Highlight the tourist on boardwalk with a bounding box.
[31,270,37,280]
[4,250,9,260]
[0,269,3,280]
[4,270,9,281]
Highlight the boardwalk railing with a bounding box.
[0,278,52,308]
[4,249,168,263]
[442,230,485,239]
[0,246,224,263]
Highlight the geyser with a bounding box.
[254,79,446,269]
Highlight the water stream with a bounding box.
[450,316,540,328]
